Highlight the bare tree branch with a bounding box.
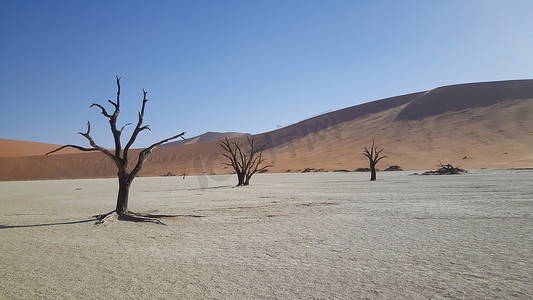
[90,77,123,157]
[90,103,112,118]
[108,99,118,109]
[124,90,149,158]
[78,121,122,168]
[45,144,98,155]
[108,75,121,110]
[375,155,388,164]
[119,123,132,133]
[129,131,186,180]
[145,131,187,152]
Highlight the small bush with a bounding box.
[384,165,403,171]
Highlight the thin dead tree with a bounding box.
[46,76,186,224]
[219,136,271,186]
[362,140,387,181]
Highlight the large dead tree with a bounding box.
[46,77,185,224]
[219,136,271,186]
[362,140,387,181]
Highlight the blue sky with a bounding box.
[1,0,532,148]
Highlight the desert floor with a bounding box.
[1,170,532,299]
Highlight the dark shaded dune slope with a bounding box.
[254,92,423,149]
[396,79,533,120]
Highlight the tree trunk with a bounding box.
[370,164,377,181]
[237,172,244,186]
[244,175,250,186]
[116,177,131,214]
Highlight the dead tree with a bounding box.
[219,136,271,186]
[46,76,185,224]
[362,140,387,181]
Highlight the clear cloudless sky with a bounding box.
[1,0,532,148]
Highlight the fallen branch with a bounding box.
[421,162,467,175]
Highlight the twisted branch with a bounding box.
[45,144,98,155]
[129,131,186,180]
[89,76,122,157]
[124,89,149,160]
[90,103,111,118]
[119,123,132,133]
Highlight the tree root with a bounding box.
[93,210,117,224]
[118,213,165,225]
[92,210,204,225]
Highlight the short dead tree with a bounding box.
[46,76,186,224]
[219,136,271,186]
[362,140,387,181]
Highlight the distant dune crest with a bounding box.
[396,79,533,120]
[1,79,532,180]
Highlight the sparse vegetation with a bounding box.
[384,165,403,171]
[302,168,327,173]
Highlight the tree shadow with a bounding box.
[0,218,96,229]
[188,185,233,191]
[1,212,207,228]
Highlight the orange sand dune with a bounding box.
[0,139,82,157]
[1,79,532,181]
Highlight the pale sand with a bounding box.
[1,170,532,299]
